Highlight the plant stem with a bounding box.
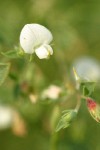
[81,95,88,100]
[75,94,81,112]
[50,132,58,150]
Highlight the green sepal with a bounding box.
[1,46,25,59]
[56,109,77,132]
[0,63,10,86]
[80,82,96,97]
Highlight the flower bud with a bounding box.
[56,109,77,132]
[20,23,53,59]
[86,97,100,123]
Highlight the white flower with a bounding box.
[35,44,53,59]
[20,23,53,59]
[42,85,62,100]
[72,57,100,82]
[0,106,13,129]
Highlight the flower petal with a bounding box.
[35,44,53,59]
[73,57,100,82]
[20,24,53,54]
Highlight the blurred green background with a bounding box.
[0,0,100,150]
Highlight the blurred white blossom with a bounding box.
[42,85,62,100]
[20,23,53,59]
[0,105,26,136]
[0,106,13,129]
[72,57,100,82]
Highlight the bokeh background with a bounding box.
[0,0,100,150]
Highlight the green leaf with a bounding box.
[1,50,19,59]
[0,46,25,59]
[0,63,10,86]
[56,109,77,132]
[80,82,96,96]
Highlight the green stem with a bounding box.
[29,54,33,62]
[50,132,59,150]
[75,94,81,112]
[81,95,88,100]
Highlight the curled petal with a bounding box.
[35,44,53,59]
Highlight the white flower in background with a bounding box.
[72,57,100,82]
[0,106,13,129]
[42,85,62,100]
[20,23,53,59]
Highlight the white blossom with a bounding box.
[35,44,53,59]
[20,23,53,59]
[0,106,13,129]
[73,57,100,82]
[42,85,62,100]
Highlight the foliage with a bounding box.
[0,0,100,150]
